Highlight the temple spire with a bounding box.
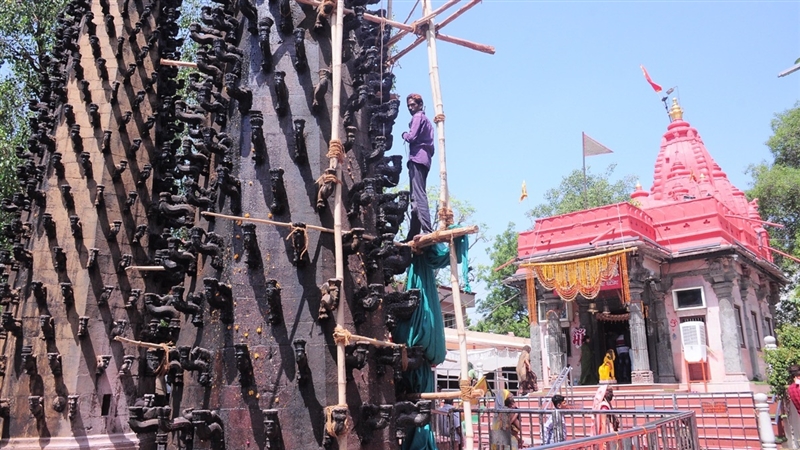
[668,97,684,122]
[669,97,683,122]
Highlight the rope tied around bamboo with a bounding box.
[438,206,454,228]
[327,139,345,163]
[286,225,309,261]
[458,379,485,402]
[433,113,446,123]
[114,336,173,376]
[324,404,350,437]
[333,325,397,348]
[315,171,341,187]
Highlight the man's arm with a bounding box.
[402,113,424,143]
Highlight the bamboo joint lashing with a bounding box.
[433,113,446,123]
[327,139,345,163]
[458,379,484,402]
[316,172,341,186]
[438,206,454,228]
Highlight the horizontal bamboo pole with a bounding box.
[386,0,462,48]
[125,266,166,272]
[409,225,479,250]
[161,59,198,68]
[403,388,485,401]
[202,211,334,234]
[436,33,495,55]
[334,326,396,348]
[294,0,414,32]
[114,336,172,350]
[437,0,482,30]
[387,36,425,66]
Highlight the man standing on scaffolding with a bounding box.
[402,93,435,241]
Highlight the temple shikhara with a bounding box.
[514,98,785,392]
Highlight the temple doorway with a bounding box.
[597,315,631,384]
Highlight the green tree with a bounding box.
[764,325,800,397]
[472,223,529,337]
[0,1,68,246]
[526,164,638,220]
[747,103,800,326]
[0,0,67,89]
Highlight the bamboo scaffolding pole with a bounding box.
[436,32,495,55]
[386,0,462,48]
[125,266,166,272]
[421,0,475,448]
[387,0,491,66]
[436,0,482,29]
[334,325,398,348]
[330,1,348,448]
[201,211,334,233]
[387,36,425,66]
[408,225,478,250]
[160,59,198,68]
[295,0,414,32]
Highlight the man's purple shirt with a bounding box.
[402,110,435,168]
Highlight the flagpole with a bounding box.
[582,132,587,209]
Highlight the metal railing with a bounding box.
[432,390,760,449]
[430,407,699,450]
[542,366,573,410]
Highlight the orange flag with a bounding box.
[640,65,662,93]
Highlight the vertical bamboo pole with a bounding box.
[330,1,348,449]
[421,1,474,448]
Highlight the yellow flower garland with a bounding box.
[522,249,633,323]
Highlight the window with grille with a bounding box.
[443,313,456,329]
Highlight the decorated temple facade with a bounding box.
[512,99,785,392]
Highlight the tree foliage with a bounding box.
[765,325,800,398]
[472,223,529,337]
[526,164,637,221]
[0,0,67,88]
[747,103,800,325]
[0,1,68,246]
[748,104,800,263]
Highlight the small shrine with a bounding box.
[513,99,785,391]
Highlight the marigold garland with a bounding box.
[522,249,633,323]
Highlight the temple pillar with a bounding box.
[542,291,565,383]
[577,301,596,384]
[527,284,546,385]
[739,267,762,380]
[529,322,543,386]
[706,258,748,380]
[648,277,677,383]
[629,282,653,384]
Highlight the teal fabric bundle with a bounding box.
[392,233,470,450]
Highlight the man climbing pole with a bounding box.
[402,93,435,241]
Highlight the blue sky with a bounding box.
[386,1,800,320]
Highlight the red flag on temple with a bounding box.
[640,65,662,93]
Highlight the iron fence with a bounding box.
[430,391,759,449]
[431,407,698,450]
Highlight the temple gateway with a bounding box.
[511,99,785,392]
